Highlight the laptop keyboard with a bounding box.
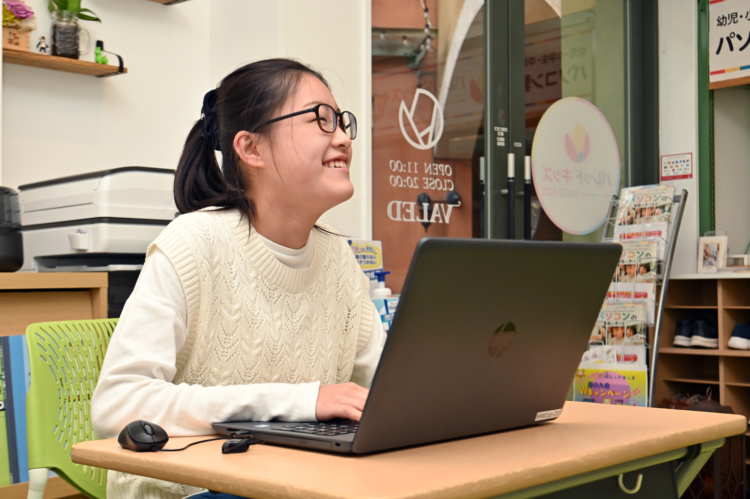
[280,420,359,436]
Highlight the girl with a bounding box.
[92,58,386,498]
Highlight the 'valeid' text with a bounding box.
[386,200,460,224]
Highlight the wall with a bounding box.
[714,86,750,257]
[207,0,372,238]
[658,0,701,276]
[0,0,714,270]
[2,0,372,239]
[2,0,211,187]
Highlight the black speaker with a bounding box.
[0,186,23,272]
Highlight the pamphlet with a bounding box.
[613,184,675,260]
[590,302,649,350]
[605,240,657,322]
[574,363,648,407]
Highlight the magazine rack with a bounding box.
[601,188,689,407]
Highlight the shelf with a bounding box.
[709,76,750,90]
[663,377,720,385]
[660,347,750,357]
[671,272,750,280]
[659,347,720,355]
[0,273,108,336]
[2,49,126,77]
[663,305,718,310]
[721,350,750,357]
[656,276,750,494]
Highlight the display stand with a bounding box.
[599,188,688,407]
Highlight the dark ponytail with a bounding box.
[173,58,329,225]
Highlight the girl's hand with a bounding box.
[315,382,369,421]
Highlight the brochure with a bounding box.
[613,184,675,260]
[590,302,649,349]
[605,240,657,322]
[613,240,658,283]
[574,363,648,407]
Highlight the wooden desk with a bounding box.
[0,272,108,337]
[72,402,747,498]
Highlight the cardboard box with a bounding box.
[348,239,384,294]
[2,28,30,52]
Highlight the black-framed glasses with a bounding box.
[257,103,357,140]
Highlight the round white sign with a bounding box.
[531,97,620,235]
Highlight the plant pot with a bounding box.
[51,10,83,59]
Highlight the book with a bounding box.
[0,341,11,486]
[3,336,29,483]
[0,337,19,483]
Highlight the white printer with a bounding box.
[19,167,178,315]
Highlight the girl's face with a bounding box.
[254,74,354,221]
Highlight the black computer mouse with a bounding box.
[118,420,169,452]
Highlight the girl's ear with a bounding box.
[234,131,264,168]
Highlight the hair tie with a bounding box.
[200,89,220,151]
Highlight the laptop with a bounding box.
[213,237,621,454]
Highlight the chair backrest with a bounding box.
[26,319,118,499]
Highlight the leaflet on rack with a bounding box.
[614,184,675,260]
[605,240,657,323]
[574,363,648,407]
[588,302,648,365]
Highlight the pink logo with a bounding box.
[564,124,590,163]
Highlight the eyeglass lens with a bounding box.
[317,104,357,140]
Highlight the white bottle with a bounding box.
[371,270,391,299]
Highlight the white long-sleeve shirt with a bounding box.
[92,235,386,440]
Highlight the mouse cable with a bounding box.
[157,435,263,452]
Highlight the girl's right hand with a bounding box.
[315,382,369,421]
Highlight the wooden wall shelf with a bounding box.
[709,76,750,90]
[2,50,126,77]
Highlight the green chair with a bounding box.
[26,319,118,499]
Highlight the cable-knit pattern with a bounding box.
[150,209,373,389]
[109,209,375,499]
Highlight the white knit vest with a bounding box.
[107,209,374,499]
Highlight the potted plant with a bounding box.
[48,0,101,59]
[2,0,37,51]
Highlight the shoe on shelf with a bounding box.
[685,387,735,414]
[690,319,719,348]
[727,322,750,350]
[673,319,693,347]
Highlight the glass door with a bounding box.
[481,0,630,241]
[372,0,642,291]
